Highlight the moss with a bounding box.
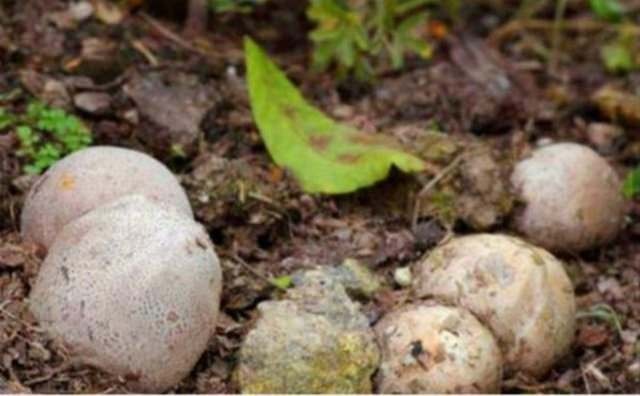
[238,330,378,394]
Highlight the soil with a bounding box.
[2,0,640,393]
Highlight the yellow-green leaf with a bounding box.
[244,37,425,194]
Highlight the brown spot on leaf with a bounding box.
[282,104,297,119]
[309,135,331,152]
[349,133,384,146]
[337,153,362,164]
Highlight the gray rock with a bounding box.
[124,72,216,156]
[74,92,111,115]
[235,270,379,393]
[293,258,382,300]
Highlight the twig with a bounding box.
[411,153,466,231]
[185,0,208,36]
[0,302,45,333]
[230,254,270,285]
[549,0,568,73]
[139,12,206,56]
[23,362,73,386]
[130,39,159,66]
[489,18,640,47]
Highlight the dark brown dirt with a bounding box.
[2,0,640,393]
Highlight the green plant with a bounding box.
[0,102,92,174]
[307,0,435,80]
[589,0,638,74]
[245,38,425,194]
[623,166,640,199]
[589,0,625,22]
[208,0,267,13]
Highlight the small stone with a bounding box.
[235,270,379,393]
[123,72,216,156]
[627,361,640,381]
[393,266,412,287]
[587,122,624,155]
[73,92,111,115]
[69,1,94,21]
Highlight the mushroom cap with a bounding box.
[413,234,575,377]
[21,146,193,249]
[511,142,625,252]
[374,303,502,394]
[29,195,221,392]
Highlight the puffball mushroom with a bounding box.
[21,146,193,249]
[511,142,625,252]
[414,234,575,378]
[29,195,222,392]
[374,303,502,394]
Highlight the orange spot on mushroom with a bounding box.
[59,173,76,191]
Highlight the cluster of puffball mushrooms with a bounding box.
[21,141,626,393]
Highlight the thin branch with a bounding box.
[489,18,640,47]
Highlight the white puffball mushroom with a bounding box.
[21,146,193,249]
[374,303,502,394]
[511,142,625,252]
[414,234,575,378]
[29,195,222,392]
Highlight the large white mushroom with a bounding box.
[510,142,625,252]
[21,146,193,249]
[413,234,575,378]
[374,303,503,394]
[29,195,221,392]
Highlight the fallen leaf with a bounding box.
[0,245,25,268]
[592,86,640,126]
[244,37,425,194]
[578,324,610,347]
[93,0,123,25]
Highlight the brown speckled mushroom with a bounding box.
[29,195,221,392]
[511,142,625,252]
[413,234,575,378]
[21,146,193,250]
[374,303,503,394]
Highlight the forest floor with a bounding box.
[1,0,640,393]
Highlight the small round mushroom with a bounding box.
[21,146,193,249]
[414,234,575,378]
[511,142,625,252]
[374,303,502,394]
[29,195,222,392]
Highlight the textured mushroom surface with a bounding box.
[374,303,502,394]
[21,146,193,249]
[235,269,380,393]
[29,196,221,392]
[414,234,575,377]
[511,142,625,252]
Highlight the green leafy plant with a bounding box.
[245,37,425,194]
[208,0,267,13]
[576,303,624,336]
[0,102,92,174]
[307,0,435,80]
[589,0,625,22]
[623,166,640,199]
[588,0,638,74]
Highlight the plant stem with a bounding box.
[549,0,568,73]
